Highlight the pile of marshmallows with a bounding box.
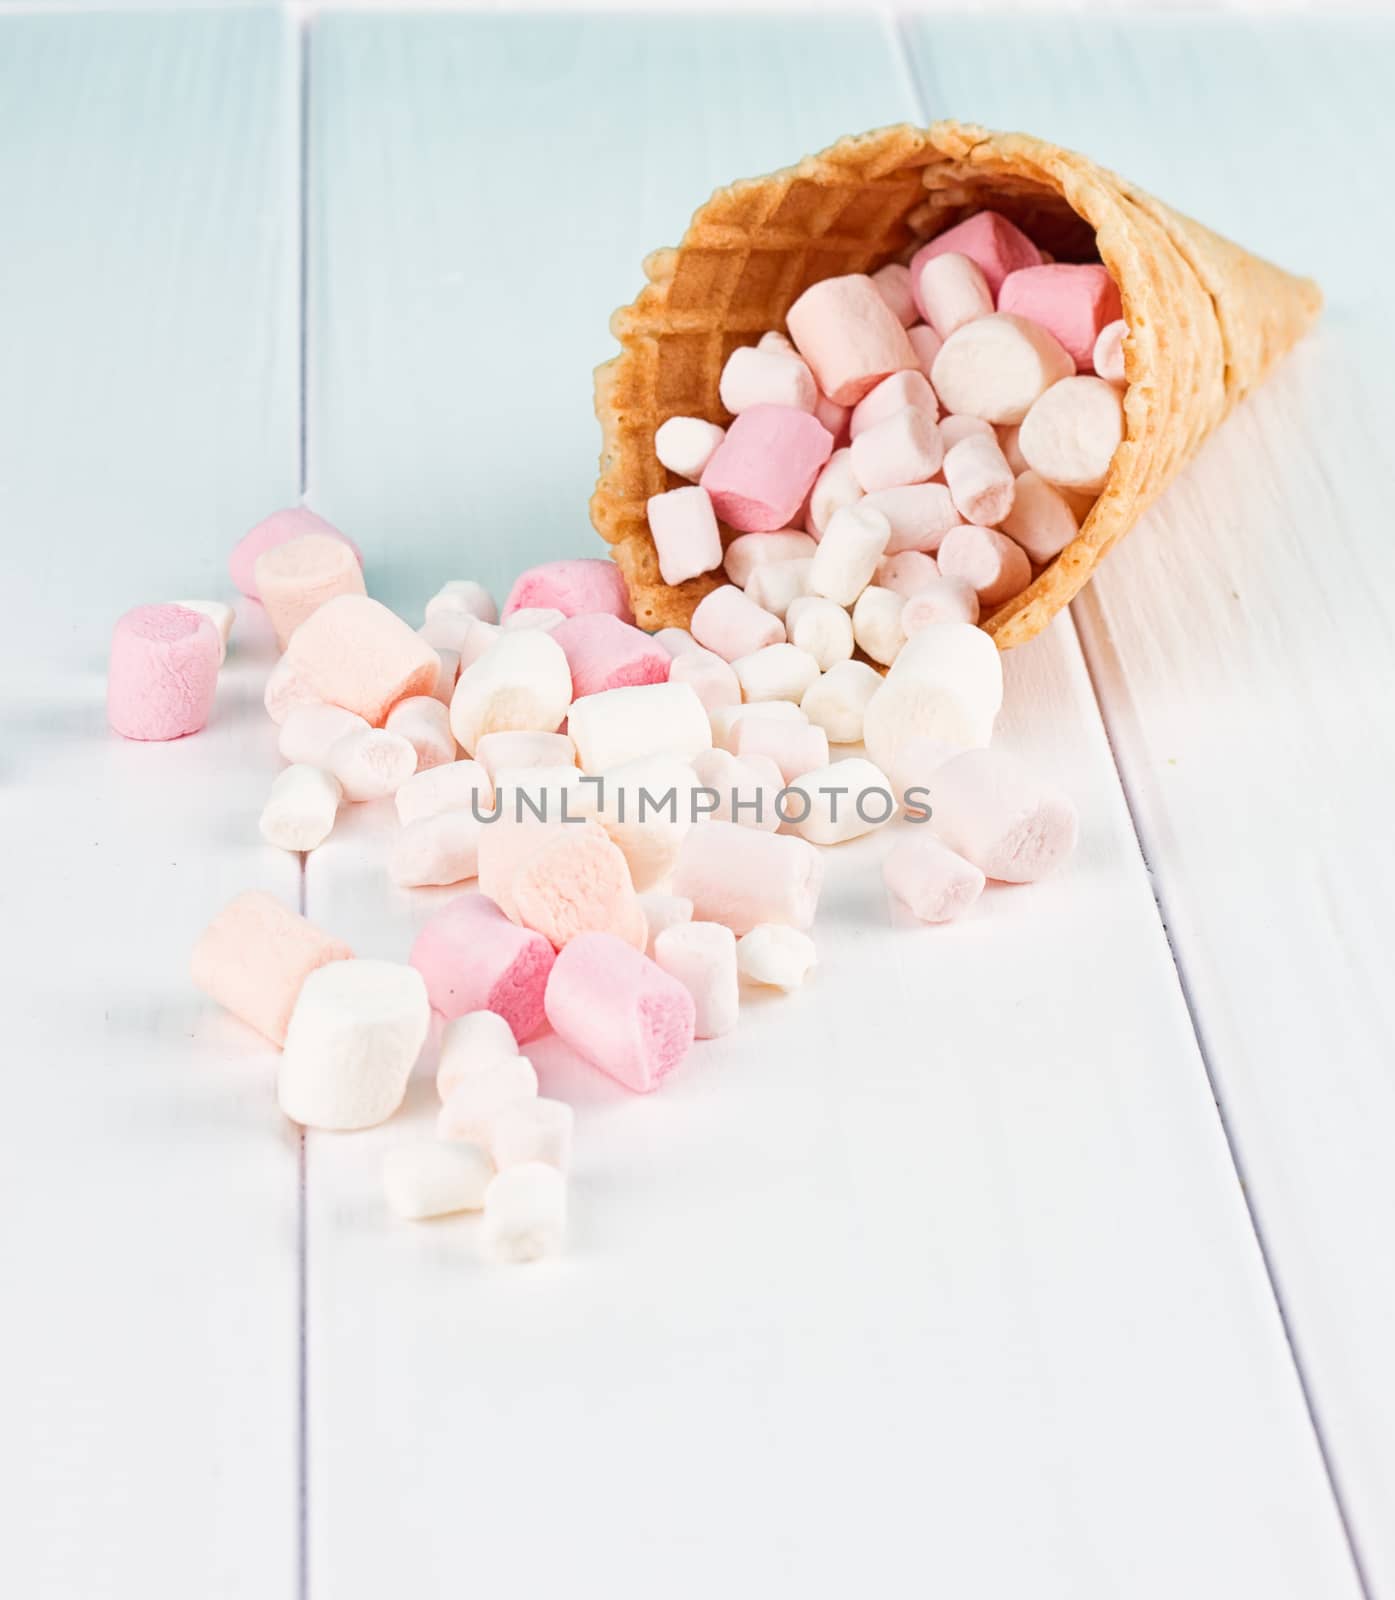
[647,208,1125,631]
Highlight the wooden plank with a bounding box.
[303,14,1360,1597]
[0,12,301,1597]
[901,14,1395,1591]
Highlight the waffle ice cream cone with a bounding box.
[591,122,1321,647]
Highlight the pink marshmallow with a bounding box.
[883,835,985,923]
[544,932,696,1093]
[850,407,944,493]
[860,484,960,555]
[785,274,919,406]
[723,530,817,588]
[229,508,362,601]
[901,575,980,631]
[503,559,634,624]
[875,550,939,598]
[549,613,670,700]
[906,323,943,383]
[511,823,647,952]
[689,584,785,661]
[409,892,556,1040]
[926,749,1078,882]
[910,210,1043,300]
[254,532,366,651]
[849,370,940,439]
[108,604,221,742]
[700,405,834,532]
[936,524,1032,609]
[870,262,918,328]
[191,890,352,1046]
[942,433,1016,526]
[732,715,829,784]
[913,252,994,339]
[285,594,440,725]
[718,345,817,415]
[671,822,823,934]
[997,264,1122,371]
[646,485,723,586]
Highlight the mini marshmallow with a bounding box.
[264,654,319,726]
[436,1008,520,1101]
[813,391,851,443]
[849,370,939,439]
[719,344,817,415]
[943,434,1016,527]
[389,810,483,888]
[653,627,702,659]
[998,422,1029,473]
[278,959,430,1131]
[732,643,821,704]
[736,925,817,991]
[395,758,492,824]
[851,585,906,667]
[809,504,891,606]
[512,823,646,951]
[671,823,823,934]
[1000,470,1081,564]
[700,405,834,532]
[654,921,739,1039]
[806,449,862,538]
[668,646,741,715]
[449,628,572,756]
[914,251,994,340]
[871,262,918,326]
[800,659,882,744]
[285,595,439,726]
[998,263,1122,371]
[328,727,417,802]
[647,485,724,586]
[639,892,694,954]
[690,747,782,832]
[930,314,1075,425]
[425,580,498,626]
[108,605,220,741]
[438,1055,539,1142]
[861,622,1003,771]
[786,274,918,406]
[655,415,727,480]
[861,484,959,555]
[491,764,587,824]
[255,533,366,651]
[937,414,996,451]
[503,559,633,624]
[785,595,854,671]
[279,703,368,767]
[260,764,341,852]
[690,584,785,661]
[906,323,943,382]
[456,617,502,667]
[550,613,670,700]
[383,1143,493,1219]
[744,559,812,621]
[410,892,555,1038]
[759,330,795,355]
[420,611,479,653]
[384,695,456,771]
[723,530,817,589]
[1018,375,1124,493]
[568,681,711,771]
[481,1163,566,1264]
[1093,318,1127,385]
[488,1098,574,1172]
[592,754,699,891]
[474,730,575,783]
[733,716,829,784]
[502,608,566,632]
[477,818,565,920]
[875,550,939,599]
[927,749,1078,881]
[174,599,234,662]
[229,508,361,600]
[888,734,964,797]
[709,699,807,752]
[850,407,944,493]
[785,756,896,845]
[545,932,696,1092]
[901,576,981,631]
[936,525,1031,609]
[910,211,1042,301]
[192,891,352,1046]
[883,835,985,923]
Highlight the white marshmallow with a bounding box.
[724,530,818,589]
[639,892,694,955]
[667,647,742,716]
[851,585,906,667]
[654,921,739,1039]
[653,627,702,658]
[875,550,938,599]
[328,728,418,802]
[850,407,945,493]
[871,262,917,327]
[474,730,575,782]
[502,607,566,632]
[655,415,727,480]
[888,734,964,800]
[671,823,824,934]
[901,576,981,631]
[438,1056,538,1142]
[806,448,862,537]
[906,322,943,382]
[1000,470,1081,564]
[809,504,891,605]
[736,925,817,991]
[395,758,493,824]
[937,414,995,451]
[930,313,1075,424]
[1093,318,1127,385]
[732,642,821,704]
[592,754,698,891]
[419,612,478,653]
[175,599,234,662]
[431,648,461,706]
[425,580,498,626]
[568,681,711,772]
[384,695,456,771]
[861,483,959,556]
[719,345,817,415]
[259,763,341,852]
[389,810,483,888]
[732,716,829,785]
[849,370,939,439]
[800,659,883,744]
[488,1099,574,1172]
[915,251,994,338]
[926,748,1079,882]
[437,1009,519,1101]
[1018,375,1124,492]
[861,622,1003,771]
[449,629,572,755]
[383,1142,493,1219]
[758,330,795,355]
[691,747,782,832]
[709,699,808,753]
[744,559,812,621]
[882,835,985,923]
[457,617,502,667]
[278,960,430,1131]
[278,702,369,767]
[481,1162,566,1264]
[785,595,854,671]
[690,584,786,661]
[784,756,895,845]
[942,433,1016,526]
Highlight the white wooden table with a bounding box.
[3,9,1392,1598]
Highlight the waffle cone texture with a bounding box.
[591,121,1321,647]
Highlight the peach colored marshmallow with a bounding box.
[700,404,833,532]
[264,654,319,725]
[936,525,1031,608]
[229,507,361,600]
[108,604,220,742]
[690,583,785,660]
[850,407,944,493]
[254,533,366,650]
[511,823,646,952]
[943,433,1016,526]
[1093,318,1127,385]
[285,595,439,726]
[654,415,726,480]
[384,695,456,771]
[646,486,723,586]
[1000,470,1080,564]
[786,273,918,405]
[719,344,817,415]
[914,252,994,339]
[550,612,670,699]
[910,210,1042,301]
[849,370,939,439]
[883,835,985,923]
[926,749,1078,882]
[409,892,556,1039]
[871,262,917,326]
[503,559,633,624]
[906,323,943,382]
[671,822,823,934]
[998,263,1122,371]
